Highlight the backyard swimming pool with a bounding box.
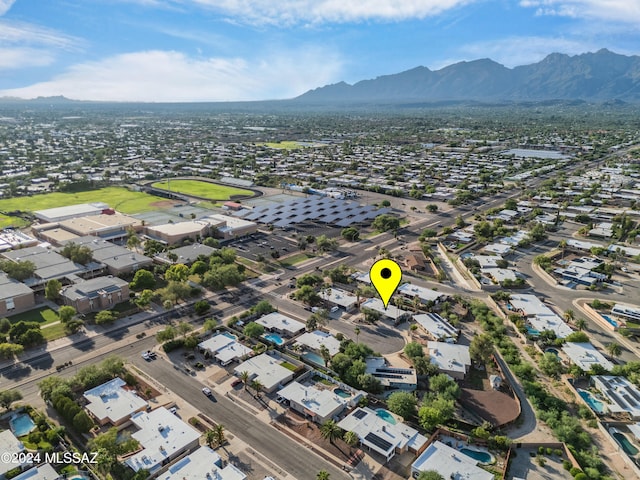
[526,327,541,336]
[10,414,36,437]
[222,332,237,339]
[263,333,284,345]
[613,431,639,456]
[375,409,397,425]
[460,448,494,464]
[545,348,560,356]
[302,351,325,366]
[334,388,350,398]
[578,389,605,414]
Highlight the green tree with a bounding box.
[469,333,494,364]
[156,326,176,342]
[343,430,358,450]
[575,318,587,331]
[0,259,36,281]
[130,269,156,290]
[0,389,22,410]
[95,310,116,325]
[404,342,424,358]
[250,379,263,397]
[426,204,438,213]
[294,285,321,305]
[72,410,94,433]
[372,214,401,232]
[194,300,210,315]
[243,322,265,338]
[565,331,589,343]
[0,343,24,360]
[213,424,225,447]
[539,352,564,378]
[417,471,445,480]
[316,235,338,253]
[45,279,62,301]
[60,243,93,265]
[253,300,275,316]
[58,306,76,323]
[205,429,216,448]
[176,321,193,337]
[387,391,417,420]
[341,227,360,242]
[319,419,343,445]
[418,397,455,430]
[239,371,250,390]
[606,342,622,359]
[165,264,189,282]
[0,317,9,333]
[316,471,330,480]
[134,289,154,309]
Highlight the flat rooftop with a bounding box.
[277,381,347,419]
[125,407,200,473]
[427,341,471,375]
[295,330,341,356]
[412,440,493,480]
[161,446,246,480]
[562,342,614,372]
[233,353,293,391]
[84,377,147,424]
[256,312,305,336]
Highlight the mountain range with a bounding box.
[296,49,640,104]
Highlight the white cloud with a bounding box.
[0,47,55,69]
[520,0,640,23]
[180,0,476,25]
[0,0,14,16]
[0,20,79,49]
[0,48,343,101]
[448,36,600,68]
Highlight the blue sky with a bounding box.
[1,0,639,102]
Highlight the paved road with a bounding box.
[129,355,349,480]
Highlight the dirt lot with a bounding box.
[508,447,573,480]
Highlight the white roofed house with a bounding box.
[256,312,305,337]
[159,446,246,480]
[124,407,200,476]
[411,440,494,480]
[0,430,31,477]
[233,353,294,393]
[562,342,614,373]
[276,382,348,424]
[83,377,148,426]
[360,298,412,324]
[365,357,417,391]
[397,283,448,306]
[295,330,341,357]
[414,313,459,343]
[198,334,253,366]
[337,407,427,462]
[427,341,471,380]
[319,287,358,312]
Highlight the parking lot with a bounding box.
[233,232,297,261]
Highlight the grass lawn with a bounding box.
[0,214,28,229]
[42,322,68,341]
[280,361,298,371]
[151,180,253,200]
[279,253,315,267]
[261,141,304,150]
[0,187,165,215]
[8,306,59,326]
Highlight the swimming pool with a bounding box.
[10,414,36,437]
[578,389,605,414]
[302,351,325,366]
[334,388,350,398]
[375,409,397,425]
[545,348,560,356]
[263,333,284,345]
[222,332,237,339]
[460,448,493,464]
[526,327,540,336]
[600,314,619,328]
[613,432,639,456]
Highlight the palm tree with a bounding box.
[319,345,331,367]
[320,419,343,446]
[213,424,225,447]
[316,471,330,480]
[240,371,250,391]
[575,318,587,331]
[343,430,359,450]
[251,379,264,398]
[354,326,360,344]
[205,429,216,447]
[558,239,567,260]
[563,309,575,324]
[606,342,622,359]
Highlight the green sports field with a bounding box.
[151,180,254,200]
[0,187,166,216]
[262,141,304,150]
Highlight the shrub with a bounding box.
[162,338,186,352]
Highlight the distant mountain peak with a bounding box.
[296,49,640,104]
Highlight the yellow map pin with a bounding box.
[370,258,402,309]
